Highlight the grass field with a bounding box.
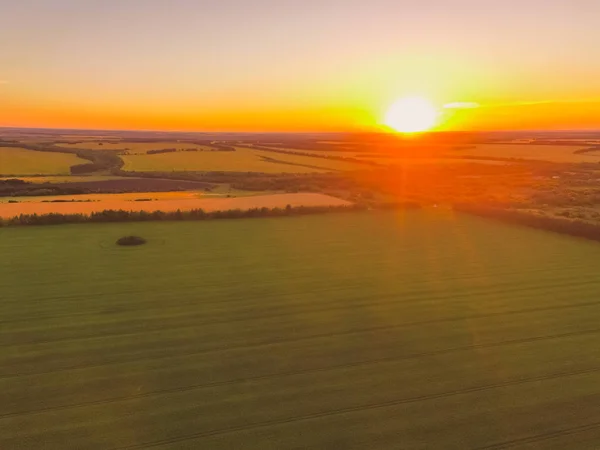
[2,211,600,448]
[0,147,86,175]
[122,147,364,172]
[457,144,597,163]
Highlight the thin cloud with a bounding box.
[479,99,600,109]
[0,80,8,84]
[484,100,554,108]
[443,102,480,109]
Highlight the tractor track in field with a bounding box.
[3,320,600,381]
[3,328,600,420]
[0,254,594,308]
[3,294,600,350]
[101,366,600,449]
[1,262,596,311]
[477,421,600,449]
[2,275,599,332]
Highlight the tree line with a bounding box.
[0,204,361,227]
[0,201,420,227]
[114,169,365,192]
[145,146,235,155]
[454,204,600,243]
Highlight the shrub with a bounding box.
[116,236,147,246]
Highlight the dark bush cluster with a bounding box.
[146,148,178,155]
[116,236,147,246]
[208,144,236,151]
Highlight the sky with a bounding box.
[1,0,599,132]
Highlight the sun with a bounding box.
[384,96,439,133]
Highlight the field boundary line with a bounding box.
[110,367,600,449]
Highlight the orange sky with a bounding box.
[1,1,599,132]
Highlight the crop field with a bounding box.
[0,147,86,175]
[122,147,364,173]
[457,144,598,163]
[2,211,600,448]
[0,192,350,218]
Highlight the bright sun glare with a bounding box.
[384,96,439,133]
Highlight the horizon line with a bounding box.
[2,126,600,135]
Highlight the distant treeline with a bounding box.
[114,170,363,192]
[573,146,600,155]
[69,149,123,174]
[495,140,600,147]
[0,202,420,227]
[251,140,358,152]
[145,145,235,155]
[146,148,187,155]
[455,205,600,242]
[0,179,88,197]
[209,144,235,151]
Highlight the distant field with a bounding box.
[458,144,597,163]
[0,192,350,218]
[262,147,509,165]
[2,191,198,203]
[122,147,364,172]
[2,211,600,448]
[0,147,86,175]
[54,141,211,152]
[261,147,385,159]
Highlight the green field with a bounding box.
[0,147,86,175]
[2,211,600,448]
[122,146,363,173]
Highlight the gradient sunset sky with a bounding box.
[1,0,599,132]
